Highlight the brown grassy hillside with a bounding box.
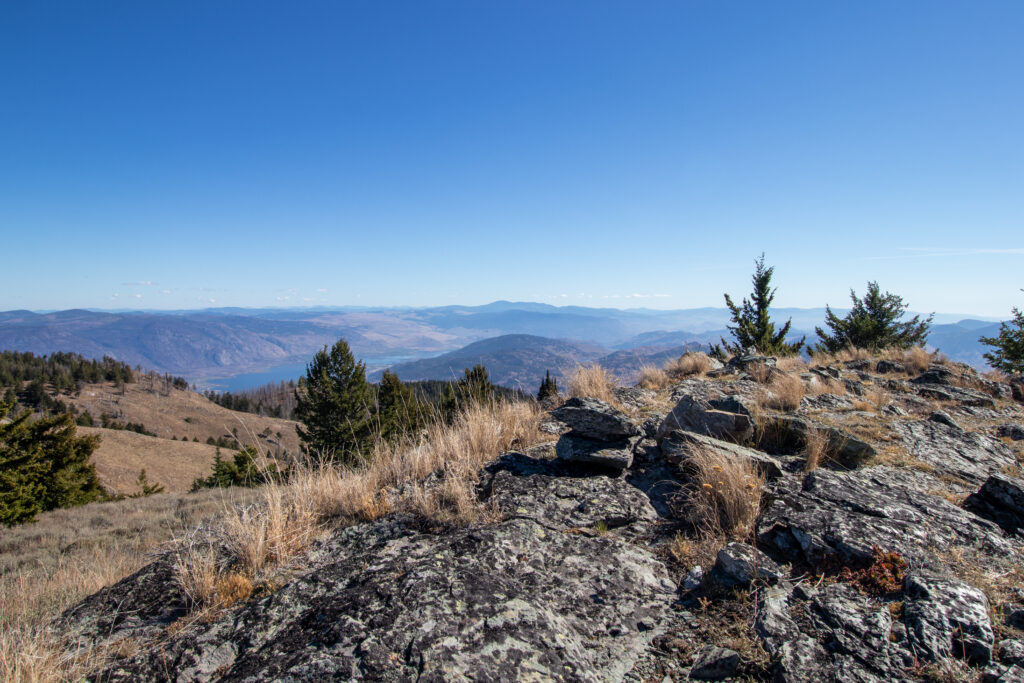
[61,377,301,494]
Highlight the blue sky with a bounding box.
[1,1,1021,317]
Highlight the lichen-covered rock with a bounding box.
[758,468,1012,568]
[688,645,739,680]
[555,434,634,470]
[892,420,1017,486]
[756,415,876,467]
[1000,639,1024,666]
[997,424,1024,441]
[97,516,676,682]
[551,397,640,441]
[983,663,1024,682]
[904,573,994,665]
[656,395,754,443]
[485,453,657,532]
[659,430,783,480]
[712,542,785,587]
[964,473,1024,537]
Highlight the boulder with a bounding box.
[1001,639,1024,666]
[964,473,1024,536]
[997,424,1024,441]
[555,434,634,470]
[657,395,754,443]
[712,542,785,587]
[904,573,994,665]
[983,664,1024,682]
[689,645,740,680]
[1012,377,1024,403]
[93,516,676,681]
[757,415,876,467]
[808,583,897,677]
[660,430,783,480]
[551,396,640,441]
[875,360,906,374]
[928,410,962,430]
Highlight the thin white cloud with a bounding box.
[134,294,142,299]
[122,281,156,286]
[110,293,119,299]
[160,289,172,295]
[866,247,1024,260]
[316,288,327,293]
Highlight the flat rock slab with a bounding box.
[97,517,676,682]
[904,573,994,665]
[657,395,754,443]
[551,397,640,441]
[661,429,783,480]
[556,434,634,470]
[758,467,1012,569]
[893,420,1017,486]
[712,542,785,587]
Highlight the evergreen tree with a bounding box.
[714,254,805,357]
[980,292,1024,375]
[438,365,498,420]
[0,402,103,526]
[537,370,559,401]
[293,339,374,463]
[814,282,932,353]
[191,446,278,490]
[375,370,425,443]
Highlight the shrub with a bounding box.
[814,282,932,353]
[683,446,764,539]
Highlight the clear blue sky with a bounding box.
[1,1,1021,317]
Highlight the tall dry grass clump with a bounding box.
[637,365,670,390]
[802,425,829,472]
[685,447,764,540]
[902,346,932,373]
[665,351,713,379]
[567,364,617,403]
[761,374,805,412]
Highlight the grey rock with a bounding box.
[754,585,802,656]
[689,645,740,680]
[657,395,754,443]
[757,415,876,468]
[539,419,569,435]
[1012,377,1024,403]
[800,392,856,412]
[1000,639,1024,665]
[774,636,833,683]
[712,542,785,587]
[893,419,1017,486]
[1009,606,1024,630]
[641,413,666,438]
[984,664,1024,683]
[904,573,994,665]
[912,366,957,386]
[758,468,1011,569]
[95,516,676,682]
[556,434,634,470]
[928,409,962,430]
[964,474,1024,536]
[551,396,640,441]
[660,430,783,480]
[915,382,998,408]
[486,453,657,531]
[682,566,704,590]
[875,360,906,374]
[707,395,755,417]
[997,424,1024,441]
[808,583,894,676]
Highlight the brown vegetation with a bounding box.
[637,365,670,391]
[761,374,805,412]
[665,351,713,379]
[567,364,618,404]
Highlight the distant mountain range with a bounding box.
[0,303,1005,388]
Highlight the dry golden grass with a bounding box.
[747,361,771,384]
[802,425,829,472]
[775,356,807,373]
[668,530,724,571]
[665,351,713,379]
[850,387,887,413]
[685,447,764,540]
[803,375,847,397]
[567,364,617,403]
[902,346,932,373]
[637,365,670,391]
[761,374,805,412]
[0,488,254,682]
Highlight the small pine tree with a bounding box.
[293,339,374,464]
[129,469,165,498]
[980,292,1024,375]
[537,370,559,401]
[714,254,805,357]
[0,402,104,526]
[814,282,932,353]
[375,370,425,443]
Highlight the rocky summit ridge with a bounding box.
[58,354,1024,681]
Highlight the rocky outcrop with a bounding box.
[964,473,1024,536]
[56,355,1024,682]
